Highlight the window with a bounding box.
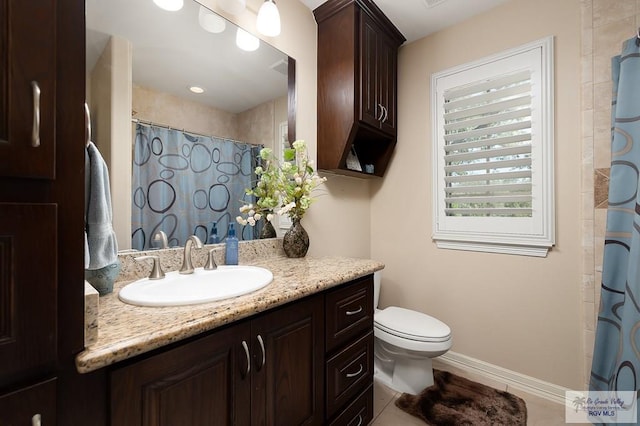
[431,37,554,257]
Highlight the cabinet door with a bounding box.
[251,295,324,425]
[0,203,57,385]
[0,377,56,426]
[111,323,252,426]
[0,0,56,179]
[378,32,397,136]
[359,12,381,130]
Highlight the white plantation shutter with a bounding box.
[432,37,554,257]
[443,70,533,217]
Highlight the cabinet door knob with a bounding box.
[256,334,266,371]
[241,340,251,377]
[377,103,384,121]
[345,306,363,316]
[31,81,41,147]
[345,363,364,378]
[31,414,42,426]
[381,106,388,123]
[354,414,363,426]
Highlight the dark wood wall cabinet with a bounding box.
[110,276,373,426]
[314,0,405,178]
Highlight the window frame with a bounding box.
[431,36,555,257]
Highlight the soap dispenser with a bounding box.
[225,223,238,265]
[208,221,219,244]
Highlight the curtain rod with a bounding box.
[131,117,256,147]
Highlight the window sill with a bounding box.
[434,240,551,257]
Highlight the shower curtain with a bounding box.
[590,37,640,417]
[131,124,262,250]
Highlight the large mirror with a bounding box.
[85,0,295,250]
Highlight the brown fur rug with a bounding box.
[395,370,527,425]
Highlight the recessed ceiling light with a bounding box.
[189,86,205,94]
[153,0,184,12]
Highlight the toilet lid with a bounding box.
[375,306,451,342]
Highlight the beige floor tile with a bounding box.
[373,379,398,419]
[371,395,426,426]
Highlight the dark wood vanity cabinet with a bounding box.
[314,0,405,178]
[324,276,374,425]
[110,294,324,425]
[109,276,374,426]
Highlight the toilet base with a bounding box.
[374,353,434,395]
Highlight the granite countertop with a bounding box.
[76,254,384,373]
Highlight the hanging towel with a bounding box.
[85,141,118,271]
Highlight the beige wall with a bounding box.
[371,0,583,389]
[133,85,240,140]
[581,0,640,389]
[89,36,133,250]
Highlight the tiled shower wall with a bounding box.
[580,0,640,388]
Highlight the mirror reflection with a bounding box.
[85,0,292,250]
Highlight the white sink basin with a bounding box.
[119,265,273,307]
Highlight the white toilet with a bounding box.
[373,271,452,395]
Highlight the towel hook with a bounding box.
[84,102,91,147]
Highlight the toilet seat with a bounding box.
[374,306,451,342]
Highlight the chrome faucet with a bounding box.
[180,235,203,274]
[152,230,169,249]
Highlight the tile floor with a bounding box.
[370,367,582,425]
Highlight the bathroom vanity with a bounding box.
[77,247,382,425]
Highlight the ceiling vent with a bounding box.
[422,0,447,8]
[269,59,289,76]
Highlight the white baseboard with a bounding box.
[435,351,570,405]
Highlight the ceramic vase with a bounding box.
[283,218,309,258]
[260,219,277,239]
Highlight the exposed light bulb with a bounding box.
[218,0,246,16]
[153,0,184,12]
[189,86,205,94]
[198,6,226,34]
[257,0,281,37]
[236,28,260,52]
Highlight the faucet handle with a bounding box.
[135,255,165,280]
[152,230,169,249]
[204,249,218,270]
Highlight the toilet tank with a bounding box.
[373,270,381,309]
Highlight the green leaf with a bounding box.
[283,148,295,162]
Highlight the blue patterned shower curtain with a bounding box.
[131,124,261,249]
[590,37,640,412]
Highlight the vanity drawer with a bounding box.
[326,331,373,418]
[328,383,373,426]
[325,275,373,353]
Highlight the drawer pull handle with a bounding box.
[354,414,363,426]
[241,340,250,376]
[31,81,41,147]
[257,334,265,371]
[32,414,41,426]
[345,363,363,378]
[346,306,363,316]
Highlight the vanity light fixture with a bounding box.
[256,0,281,37]
[152,0,184,12]
[189,86,205,94]
[236,28,260,52]
[198,5,226,33]
[218,0,246,16]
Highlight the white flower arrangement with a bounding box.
[236,140,327,227]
